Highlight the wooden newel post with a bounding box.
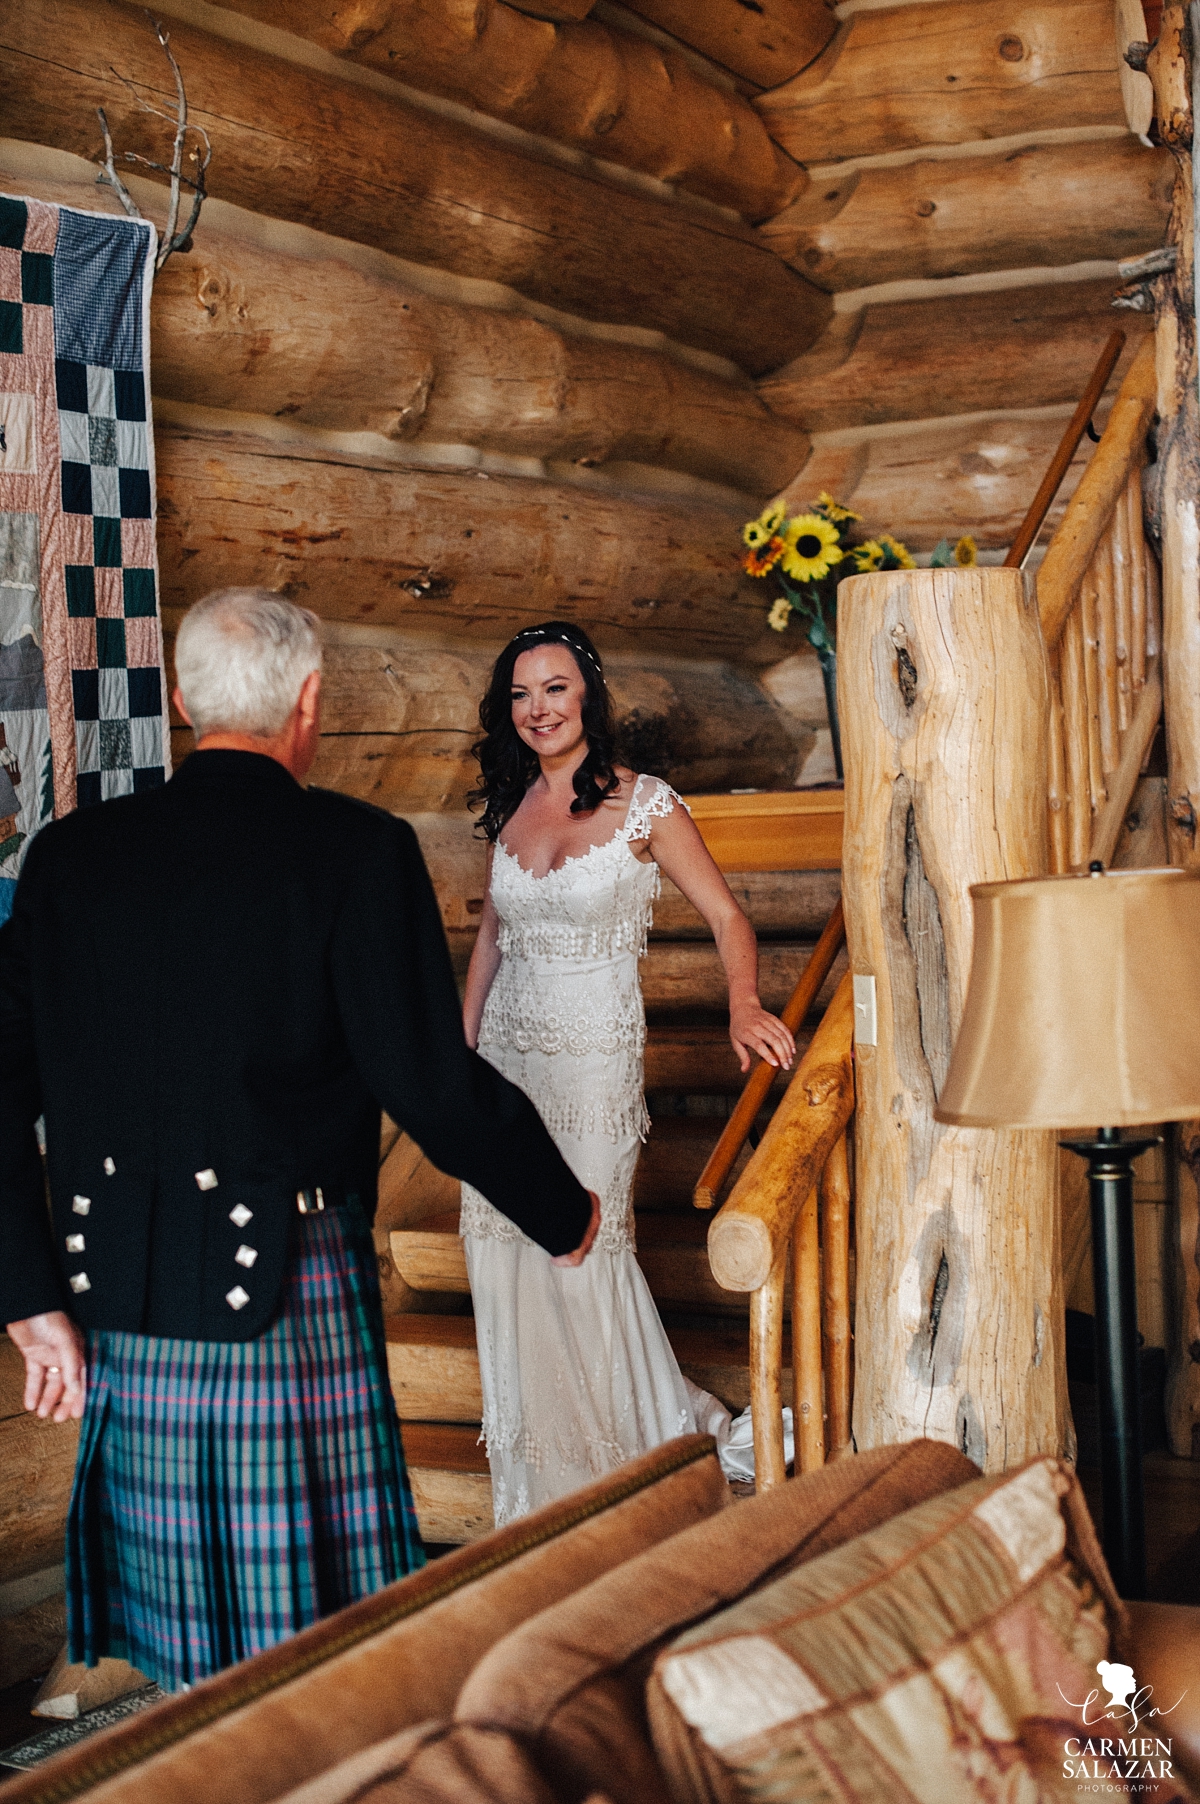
[839,567,1072,1470]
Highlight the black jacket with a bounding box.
[0,751,590,1338]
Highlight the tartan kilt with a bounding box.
[65,1198,423,1692]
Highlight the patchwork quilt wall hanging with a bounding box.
[0,193,170,925]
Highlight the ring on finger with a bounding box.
[46,1366,61,1374]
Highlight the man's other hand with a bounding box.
[551,1190,602,1268]
[6,1312,87,1421]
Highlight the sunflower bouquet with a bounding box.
[742,493,977,652]
[742,496,978,780]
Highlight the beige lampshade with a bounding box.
[935,867,1200,1129]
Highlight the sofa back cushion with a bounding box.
[648,1458,1133,1804]
[455,1438,979,1803]
[273,1721,561,1804]
[6,1436,724,1804]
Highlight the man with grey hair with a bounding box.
[0,587,598,1692]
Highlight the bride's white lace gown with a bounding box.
[461,774,731,1525]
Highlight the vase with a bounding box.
[816,646,843,781]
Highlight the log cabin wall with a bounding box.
[0,0,1179,1615]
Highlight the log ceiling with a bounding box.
[0,0,1171,811]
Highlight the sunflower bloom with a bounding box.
[851,539,884,572]
[780,513,843,583]
[816,491,860,524]
[743,516,772,548]
[745,535,785,577]
[954,535,978,567]
[767,596,792,632]
[759,502,787,535]
[878,533,916,570]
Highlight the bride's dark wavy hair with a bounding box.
[469,621,619,841]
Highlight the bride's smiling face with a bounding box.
[511,645,587,762]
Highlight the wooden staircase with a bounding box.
[383,796,843,1544]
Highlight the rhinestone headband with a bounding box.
[512,626,604,676]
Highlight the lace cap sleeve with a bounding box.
[617,773,686,843]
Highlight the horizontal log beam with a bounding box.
[148,229,808,499]
[777,405,1119,551]
[177,239,808,493]
[760,280,1154,433]
[645,1025,799,1093]
[206,0,805,220]
[2,0,828,375]
[154,426,778,657]
[618,0,836,88]
[642,939,844,1018]
[168,626,834,814]
[763,138,1173,293]
[756,0,1127,167]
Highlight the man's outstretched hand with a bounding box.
[7,1311,87,1421]
[551,1190,602,1268]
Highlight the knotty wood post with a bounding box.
[1141,3,1200,1458]
[838,567,1071,1470]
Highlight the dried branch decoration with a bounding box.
[94,13,211,278]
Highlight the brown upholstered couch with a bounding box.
[4,1436,1197,1804]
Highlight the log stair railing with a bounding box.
[1035,336,1163,872]
[699,954,856,1492]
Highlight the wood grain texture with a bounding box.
[617,0,836,87]
[695,897,845,1211]
[750,1251,788,1491]
[682,791,843,871]
[0,1411,79,1584]
[759,281,1154,434]
[792,1184,824,1471]
[763,138,1173,293]
[708,974,854,1290]
[152,429,777,660]
[147,223,809,496]
[0,0,828,374]
[820,1131,852,1457]
[206,0,806,219]
[779,409,1110,552]
[755,0,1126,166]
[839,567,1066,1471]
[6,161,812,498]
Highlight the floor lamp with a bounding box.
[935,864,1200,1600]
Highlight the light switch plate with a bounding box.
[853,974,877,1046]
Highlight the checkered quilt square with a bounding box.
[0,192,169,920]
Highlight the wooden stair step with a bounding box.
[635,1113,753,1211]
[391,1209,745,1314]
[399,1422,492,1546]
[386,1314,782,1421]
[644,1025,810,1094]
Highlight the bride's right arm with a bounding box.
[462,846,502,1049]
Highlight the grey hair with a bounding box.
[175,588,322,739]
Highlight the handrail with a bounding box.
[1038,336,1158,651]
[707,973,855,1490]
[708,972,854,1294]
[693,897,846,1210]
[1003,329,1126,571]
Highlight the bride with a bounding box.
[461,620,795,1524]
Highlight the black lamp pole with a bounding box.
[1062,1125,1156,1600]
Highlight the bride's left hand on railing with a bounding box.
[729,999,796,1073]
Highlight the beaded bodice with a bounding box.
[461,775,682,1253]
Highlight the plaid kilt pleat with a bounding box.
[65,1200,423,1692]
